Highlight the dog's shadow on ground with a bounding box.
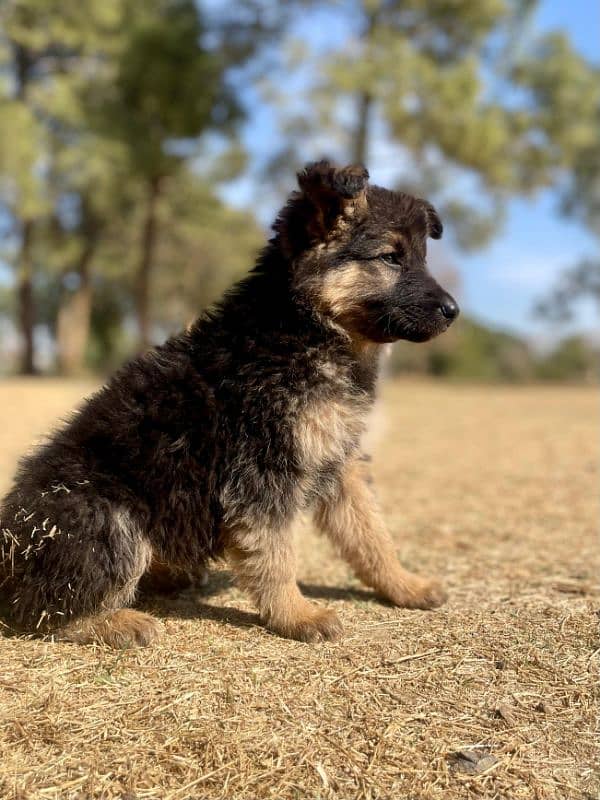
[136,569,383,633]
[0,571,385,639]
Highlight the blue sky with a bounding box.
[220,0,599,345]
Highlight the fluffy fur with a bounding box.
[0,161,458,646]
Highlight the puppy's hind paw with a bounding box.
[61,609,164,648]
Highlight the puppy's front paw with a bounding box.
[389,577,448,610]
[409,578,448,609]
[270,606,343,643]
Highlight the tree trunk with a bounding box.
[351,10,378,166]
[17,219,36,375]
[56,242,96,376]
[352,90,373,165]
[13,43,37,375]
[135,177,162,350]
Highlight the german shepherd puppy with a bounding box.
[0,162,459,647]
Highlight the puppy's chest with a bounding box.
[292,384,371,478]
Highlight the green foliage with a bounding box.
[268,0,599,249]
[390,316,597,384]
[0,100,47,218]
[86,275,135,373]
[86,0,236,181]
[84,171,263,362]
[0,0,263,369]
[535,336,599,382]
[391,316,536,382]
[512,33,600,174]
[150,173,264,328]
[528,39,600,323]
[0,284,14,317]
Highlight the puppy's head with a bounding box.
[276,160,459,344]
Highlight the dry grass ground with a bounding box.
[0,377,597,800]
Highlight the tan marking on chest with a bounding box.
[294,396,368,469]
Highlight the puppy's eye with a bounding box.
[380,249,404,266]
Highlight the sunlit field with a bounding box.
[0,378,597,800]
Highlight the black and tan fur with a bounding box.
[0,161,459,647]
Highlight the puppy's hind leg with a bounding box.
[6,495,163,648]
[59,539,163,648]
[59,509,163,648]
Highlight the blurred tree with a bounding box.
[79,167,263,368]
[43,135,136,375]
[85,0,242,348]
[535,335,598,382]
[513,33,600,226]
[534,258,600,322]
[0,0,124,373]
[266,0,599,250]
[0,8,47,373]
[390,315,536,382]
[0,0,273,372]
[150,171,263,331]
[30,161,263,372]
[522,37,600,322]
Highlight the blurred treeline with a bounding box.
[391,322,598,383]
[0,0,598,381]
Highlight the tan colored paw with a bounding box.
[107,610,165,647]
[62,609,164,648]
[389,578,448,610]
[270,606,343,643]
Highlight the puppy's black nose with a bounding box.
[439,296,459,321]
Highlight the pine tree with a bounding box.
[266,0,599,249]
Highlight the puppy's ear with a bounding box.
[297,160,369,240]
[421,200,443,240]
[298,160,369,203]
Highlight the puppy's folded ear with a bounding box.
[296,160,369,241]
[421,200,443,240]
[273,160,369,257]
[298,160,369,202]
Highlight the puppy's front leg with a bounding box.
[226,524,342,642]
[315,457,447,609]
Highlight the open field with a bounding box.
[0,377,597,800]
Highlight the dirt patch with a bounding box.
[0,378,597,799]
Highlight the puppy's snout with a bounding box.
[438,294,459,322]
